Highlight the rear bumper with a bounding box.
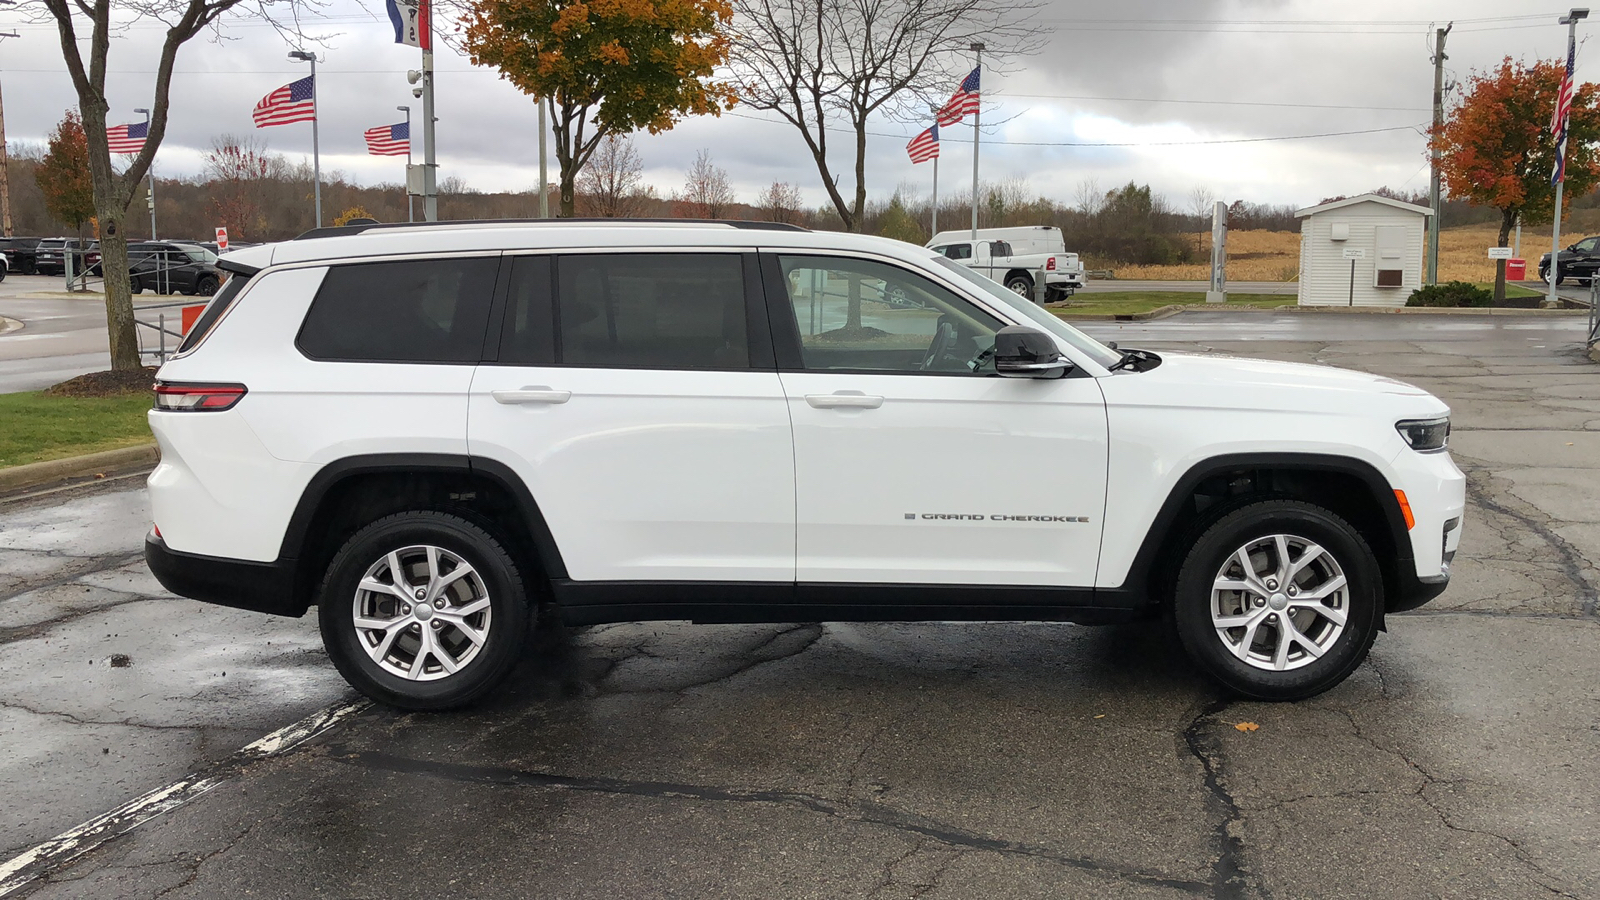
[144,530,307,618]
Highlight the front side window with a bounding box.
[557,254,748,370]
[298,257,498,363]
[1575,237,1599,253]
[777,255,1002,375]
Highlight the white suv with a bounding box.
[143,220,1465,709]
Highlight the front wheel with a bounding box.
[317,511,532,710]
[1172,500,1381,701]
[196,275,220,297]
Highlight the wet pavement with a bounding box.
[2,309,1599,899]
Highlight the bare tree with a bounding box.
[1188,186,1216,229]
[1073,177,1104,217]
[26,0,308,371]
[757,180,803,223]
[727,0,1041,232]
[203,134,282,241]
[678,149,735,218]
[579,134,652,217]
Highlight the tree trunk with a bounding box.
[559,162,577,218]
[1495,210,1514,304]
[850,117,868,233]
[77,93,141,371]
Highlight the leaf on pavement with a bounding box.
[1234,721,1260,732]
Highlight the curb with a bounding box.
[0,443,158,496]
[0,316,21,335]
[1054,304,1191,322]
[1284,304,1587,315]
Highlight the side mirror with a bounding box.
[993,326,1072,379]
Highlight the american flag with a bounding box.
[106,121,148,155]
[365,121,410,156]
[1552,40,1576,185]
[906,124,939,164]
[253,76,316,128]
[936,67,981,126]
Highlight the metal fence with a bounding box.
[133,300,200,364]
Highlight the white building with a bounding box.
[1295,194,1432,307]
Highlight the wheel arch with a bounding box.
[1114,452,1411,611]
[279,453,567,613]
[1003,268,1034,285]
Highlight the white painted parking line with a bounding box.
[0,699,369,897]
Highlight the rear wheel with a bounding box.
[317,511,532,710]
[1004,273,1034,298]
[196,275,220,297]
[1172,500,1381,701]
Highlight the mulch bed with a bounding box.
[44,367,159,398]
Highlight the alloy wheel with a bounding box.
[351,544,492,681]
[1209,533,1348,672]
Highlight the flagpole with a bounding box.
[289,51,322,227]
[399,105,413,222]
[932,154,939,236]
[135,107,156,239]
[1550,10,1586,309]
[969,44,983,240]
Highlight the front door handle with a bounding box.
[805,392,884,409]
[492,387,571,405]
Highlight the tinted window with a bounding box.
[177,273,249,354]
[936,244,971,261]
[557,254,748,369]
[498,256,555,365]
[778,255,1002,374]
[298,257,498,363]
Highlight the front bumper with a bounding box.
[145,530,307,618]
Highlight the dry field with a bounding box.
[1097,224,1574,284]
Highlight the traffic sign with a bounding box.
[1342,247,1366,260]
[215,227,229,251]
[1487,246,1513,259]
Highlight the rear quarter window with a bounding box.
[297,257,499,364]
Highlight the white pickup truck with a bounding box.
[928,226,1084,302]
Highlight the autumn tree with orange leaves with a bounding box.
[465,0,736,217]
[1434,57,1600,300]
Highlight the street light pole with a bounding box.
[1550,8,1588,309]
[398,105,413,223]
[134,107,155,238]
[538,97,548,218]
[421,19,438,222]
[0,18,18,238]
[289,50,322,227]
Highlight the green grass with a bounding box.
[1476,281,1543,298]
[1054,292,1299,318]
[0,391,154,468]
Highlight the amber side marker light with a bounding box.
[1394,490,1415,530]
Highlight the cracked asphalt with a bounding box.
[3,310,1599,899]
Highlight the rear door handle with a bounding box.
[805,392,884,409]
[492,387,571,405]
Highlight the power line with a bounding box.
[1000,92,1427,112]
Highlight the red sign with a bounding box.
[215,227,228,250]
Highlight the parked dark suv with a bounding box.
[126,242,224,296]
[34,238,101,277]
[0,237,42,275]
[1539,235,1600,285]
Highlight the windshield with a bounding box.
[182,246,218,264]
[929,255,1123,370]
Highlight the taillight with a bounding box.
[154,382,247,411]
[1046,257,1056,270]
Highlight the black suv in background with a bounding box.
[126,242,223,295]
[34,238,101,277]
[0,237,42,275]
[1539,235,1600,285]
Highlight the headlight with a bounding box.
[1396,417,1450,452]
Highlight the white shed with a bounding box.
[1294,194,1432,307]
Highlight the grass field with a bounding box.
[1090,225,1566,285]
[0,391,154,468]
[1054,292,1298,317]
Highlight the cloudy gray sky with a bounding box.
[0,0,1583,211]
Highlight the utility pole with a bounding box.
[969,42,983,240]
[1427,22,1451,285]
[134,107,156,238]
[538,97,548,218]
[422,17,438,222]
[1550,8,1588,309]
[0,23,18,237]
[398,105,413,222]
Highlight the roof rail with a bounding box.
[292,218,811,241]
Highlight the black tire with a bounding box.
[196,275,220,297]
[130,278,144,295]
[1004,273,1034,297]
[20,260,35,276]
[317,511,533,710]
[1172,500,1381,701]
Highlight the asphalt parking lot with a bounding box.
[2,309,1598,899]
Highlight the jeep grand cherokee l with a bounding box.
[143,220,1465,709]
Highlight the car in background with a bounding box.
[125,241,224,296]
[0,237,42,275]
[929,226,1085,301]
[1539,235,1600,285]
[33,238,100,277]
